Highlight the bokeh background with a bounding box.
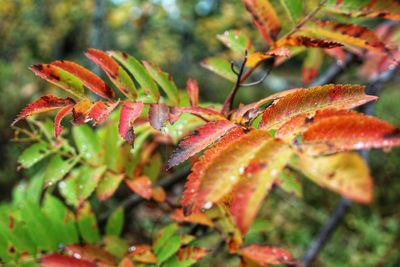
[0,1,399,266]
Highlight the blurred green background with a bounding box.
[0,1,399,266]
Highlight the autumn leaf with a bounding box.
[301,20,388,54]
[168,120,237,169]
[240,244,297,266]
[149,103,169,130]
[246,47,290,67]
[86,48,137,98]
[186,79,199,107]
[40,254,96,267]
[172,106,225,121]
[54,105,73,137]
[300,112,400,155]
[64,244,116,266]
[13,95,75,125]
[181,127,245,212]
[87,100,120,126]
[52,60,115,99]
[230,138,292,234]
[125,176,153,199]
[171,209,214,227]
[71,97,93,125]
[290,152,373,204]
[242,0,281,45]
[275,35,343,49]
[260,84,377,130]
[30,64,85,98]
[119,101,144,145]
[184,129,274,213]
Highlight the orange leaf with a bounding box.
[240,244,297,266]
[291,152,373,203]
[125,176,153,199]
[172,106,225,121]
[242,0,281,45]
[152,187,166,203]
[72,97,93,125]
[301,20,388,54]
[276,35,343,48]
[52,60,115,99]
[13,95,75,125]
[301,113,400,155]
[181,127,245,213]
[171,208,214,227]
[230,139,292,234]
[246,47,290,67]
[177,247,208,262]
[185,129,273,213]
[118,257,135,267]
[127,244,157,264]
[260,84,377,130]
[167,120,237,168]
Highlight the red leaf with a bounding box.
[149,103,169,130]
[301,113,400,155]
[181,127,245,212]
[40,254,96,267]
[240,245,297,266]
[119,101,144,144]
[52,60,115,99]
[54,105,73,137]
[125,176,153,199]
[242,0,281,45]
[260,84,377,130]
[187,79,199,106]
[173,106,224,122]
[86,48,137,98]
[13,95,75,125]
[246,48,290,67]
[65,244,116,266]
[167,120,237,169]
[87,100,120,125]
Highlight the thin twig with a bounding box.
[240,62,274,87]
[221,50,248,115]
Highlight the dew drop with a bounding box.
[203,201,213,210]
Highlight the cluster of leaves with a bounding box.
[7,0,400,266]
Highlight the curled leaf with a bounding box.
[149,103,169,130]
[13,95,75,125]
[54,105,73,137]
[187,79,199,107]
[119,101,144,145]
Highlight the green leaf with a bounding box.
[163,247,208,267]
[104,235,129,258]
[76,202,100,244]
[42,194,79,245]
[153,224,179,254]
[20,201,58,251]
[143,153,162,182]
[156,235,181,265]
[58,170,79,207]
[96,172,124,201]
[18,143,51,169]
[143,61,179,105]
[110,51,160,102]
[78,165,107,201]
[277,169,303,198]
[280,0,303,22]
[200,57,236,82]
[105,207,124,237]
[216,30,252,53]
[44,154,78,187]
[72,124,100,164]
